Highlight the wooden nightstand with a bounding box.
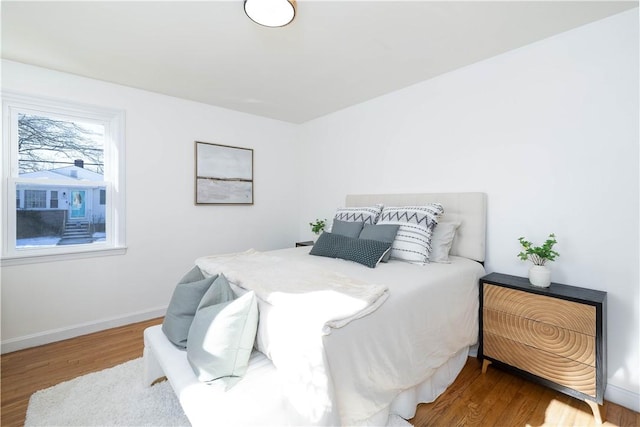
[295,240,314,247]
[479,272,607,423]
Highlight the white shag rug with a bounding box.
[26,357,412,426]
[26,358,189,426]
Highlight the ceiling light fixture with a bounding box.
[244,0,296,28]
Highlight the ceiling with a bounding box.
[2,1,637,124]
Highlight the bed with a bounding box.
[143,192,487,426]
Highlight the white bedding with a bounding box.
[195,246,485,426]
[195,249,389,331]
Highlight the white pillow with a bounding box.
[377,204,444,264]
[430,221,460,263]
[333,204,383,225]
[187,290,259,390]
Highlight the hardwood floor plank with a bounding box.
[558,394,579,426]
[2,318,638,427]
[431,360,502,426]
[606,400,623,425]
[496,381,542,426]
[619,404,640,427]
[409,360,482,427]
[478,373,525,426]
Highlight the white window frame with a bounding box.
[1,92,126,265]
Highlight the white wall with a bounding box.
[1,60,300,349]
[297,10,639,410]
[1,8,638,413]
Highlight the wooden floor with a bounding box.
[409,359,640,427]
[2,319,639,427]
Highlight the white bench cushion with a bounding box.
[143,324,298,426]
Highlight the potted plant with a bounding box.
[517,233,559,288]
[309,219,327,235]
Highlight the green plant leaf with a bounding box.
[517,233,559,265]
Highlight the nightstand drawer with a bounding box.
[483,332,596,397]
[483,284,596,336]
[483,308,595,366]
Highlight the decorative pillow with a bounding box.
[358,224,400,262]
[162,266,218,348]
[187,288,259,390]
[309,232,391,268]
[333,204,383,225]
[377,204,444,264]
[196,273,236,310]
[331,219,365,238]
[430,222,461,263]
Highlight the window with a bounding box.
[2,92,126,264]
[25,190,46,208]
[50,190,58,209]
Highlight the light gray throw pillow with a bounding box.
[359,224,400,262]
[430,221,461,263]
[197,273,236,310]
[162,266,218,348]
[187,283,259,390]
[331,219,365,238]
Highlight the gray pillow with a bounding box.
[162,266,217,348]
[309,232,391,268]
[331,220,365,238]
[197,273,236,310]
[187,288,259,390]
[359,224,400,262]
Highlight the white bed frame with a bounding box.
[143,192,487,426]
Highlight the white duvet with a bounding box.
[196,247,484,426]
[196,249,389,331]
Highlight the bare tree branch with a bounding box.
[18,114,104,174]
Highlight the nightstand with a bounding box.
[295,240,314,247]
[479,272,607,423]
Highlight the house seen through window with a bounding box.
[2,93,125,262]
[16,113,107,248]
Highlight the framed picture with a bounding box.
[195,141,253,205]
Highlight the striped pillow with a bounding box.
[333,204,383,225]
[377,204,444,264]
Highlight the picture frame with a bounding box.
[195,141,254,205]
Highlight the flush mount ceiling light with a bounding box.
[244,0,296,28]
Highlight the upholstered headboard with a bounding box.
[345,192,487,262]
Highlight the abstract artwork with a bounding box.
[195,141,253,205]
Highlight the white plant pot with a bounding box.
[529,265,551,288]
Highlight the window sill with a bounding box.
[1,246,127,267]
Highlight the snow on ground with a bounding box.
[16,236,60,248]
[17,233,106,248]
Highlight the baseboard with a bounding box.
[605,383,640,413]
[1,306,167,354]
